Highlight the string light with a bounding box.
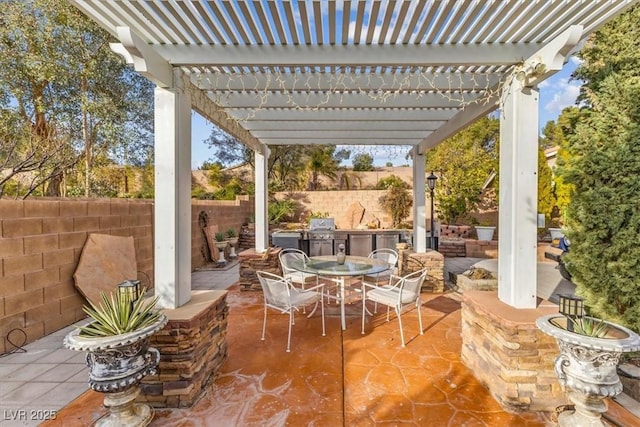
[195,66,512,123]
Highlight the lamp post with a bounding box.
[427,172,438,251]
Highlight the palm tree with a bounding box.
[307,146,339,190]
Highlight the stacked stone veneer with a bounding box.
[461,291,567,412]
[140,290,228,408]
[397,249,444,292]
[0,197,250,354]
[237,247,282,291]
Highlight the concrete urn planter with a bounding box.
[536,314,640,427]
[64,315,168,427]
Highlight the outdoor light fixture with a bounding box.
[118,279,142,304]
[514,58,547,88]
[427,172,438,251]
[557,293,584,332]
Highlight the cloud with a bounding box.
[544,82,580,115]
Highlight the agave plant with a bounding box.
[226,228,237,238]
[214,231,226,242]
[79,288,161,337]
[569,316,610,338]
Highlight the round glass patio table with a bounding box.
[290,255,390,330]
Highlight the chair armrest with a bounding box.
[299,282,325,293]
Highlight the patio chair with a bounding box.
[361,268,427,347]
[278,248,319,289]
[257,271,325,352]
[362,248,399,286]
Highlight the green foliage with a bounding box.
[226,228,237,238]
[568,316,610,338]
[307,146,340,190]
[379,185,413,228]
[0,0,154,198]
[352,153,375,171]
[79,288,161,337]
[268,199,297,224]
[537,146,555,221]
[559,5,640,332]
[214,232,226,242]
[426,116,499,224]
[375,175,409,190]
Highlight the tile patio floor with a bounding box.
[3,258,638,426]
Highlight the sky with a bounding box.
[190,59,581,169]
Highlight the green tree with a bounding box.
[560,5,640,331]
[307,146,340,190]
[425,116,499,224]
[378,180,413,228]
[352,153,374,171]
[0,0,154,198]
[537,146,555,222]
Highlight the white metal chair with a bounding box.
[257,271,325,352]
[362,248,399,285]
[278,248,319,289]
[361,268,427,347]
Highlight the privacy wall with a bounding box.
[0,197,251,355]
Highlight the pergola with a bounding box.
[70,0,637,310]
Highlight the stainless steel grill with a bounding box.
[308,218,335,240]
[307,218,335,256]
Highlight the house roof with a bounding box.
[70,0,637,155]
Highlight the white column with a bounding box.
[254,147,270,252]
[412,151,427,252]
[153,80,192,309]
[498,81,539,308]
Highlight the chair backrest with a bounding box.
[398,269,428,302]
[368,248,399,267]
[279,248,310,274]
[257,271,292,308]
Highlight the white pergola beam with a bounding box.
[159,44,544,66]
[252,130,428,140]
[228,109,458,122]
[181,75,266,154]
[191,72,502,92]
[261,138,424,146]
[110,27,173,88]
[211,92,479,109]
[243,121,445,132]
[417,93,501,151]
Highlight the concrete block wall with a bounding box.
[275,190,417,229]
[1,196,253,355]
[191,197,253,269]
[0,198,153,355]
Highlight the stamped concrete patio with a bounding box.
[28,259,639,426]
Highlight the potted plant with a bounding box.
[226,228,239,258]
[214,232,228,264]
[64,285,168,426]
[537,311,640,426]
[474,221,496,241]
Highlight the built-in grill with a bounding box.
[307,218,336,256]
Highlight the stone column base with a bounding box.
[461,291,568,412]
[397,249,444,292]
[238,247,282,291]
[139,290,228,408]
